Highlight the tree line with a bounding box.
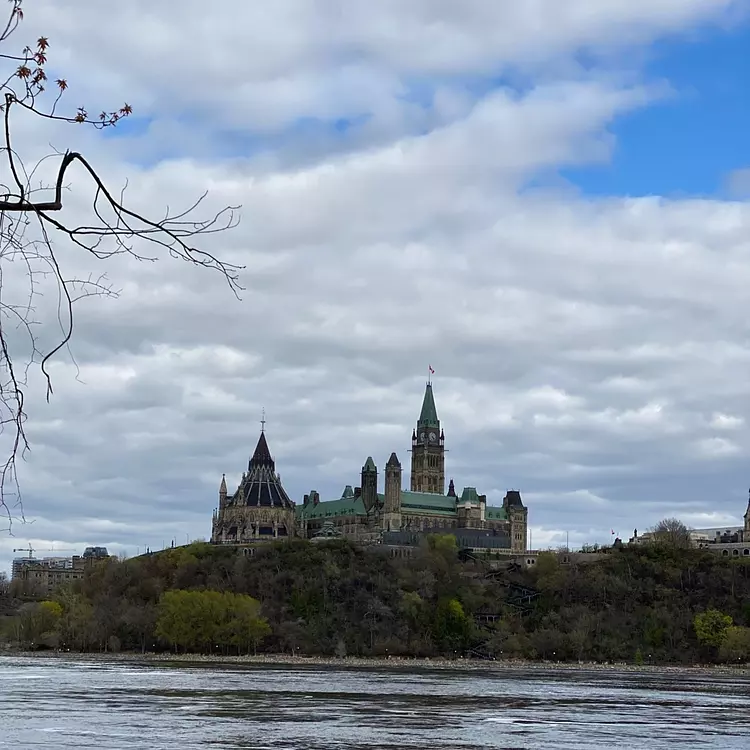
[1,536,749,663]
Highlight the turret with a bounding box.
[219,474,227,507]
[384,452,402,531]
[503,490,528,553]
[361,458,378,512]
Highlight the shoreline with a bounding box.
[5,650,750,675]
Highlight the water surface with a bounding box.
[1,655,749,749]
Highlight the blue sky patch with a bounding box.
[561,22,750,198]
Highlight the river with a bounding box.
[1,655,749,749]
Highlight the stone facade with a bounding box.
[211,382,529,552]
[15,547,110,595]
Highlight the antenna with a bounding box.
[260,407,266,433]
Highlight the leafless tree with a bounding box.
[0,1,242,530]
[651,517,692,549]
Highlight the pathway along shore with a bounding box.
[7,650,750,675]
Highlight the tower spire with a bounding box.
[249,430,274,472]
[418,382,439,429]
[260,407,266,433]
[411,381,444,494]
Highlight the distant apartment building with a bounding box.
[14,547,110,595]
[11,556,72,580]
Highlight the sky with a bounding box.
[1,0,750,573]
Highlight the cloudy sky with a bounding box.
[2,0,750,572]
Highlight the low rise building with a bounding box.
[16,547,110,595]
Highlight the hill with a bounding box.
[2,538,749,663]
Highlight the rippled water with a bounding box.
[2,656,749,749]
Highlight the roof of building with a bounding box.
[297,485,508,521]
[250,431,273,467]
[418,383,439,429]
[401,490,455,513]
[363,457,377,473]
[459,487,480,504]
[486,506,508,521]
[233,431,294,509]
[298,490,368,519]
[690,526,743,536]
[504,490,525,508]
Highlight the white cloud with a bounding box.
[2,0,750,572]
[709,412,744,430]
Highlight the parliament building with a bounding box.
[211,383,528,552]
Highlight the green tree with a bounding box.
[399,591,426,649]
[223,592,271,655]
[156,589,269,654]
[433,598,473,653]
[718,626,750,663]
[427,534,458,557]
[693,609,733,649]
[17,600,63,647]
[57,592,95,651]
[155,590,196,652]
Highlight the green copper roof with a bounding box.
[296,485,509,522]
[459,487,480,503]
[363,456,376,473]
[486,506,508,521]
[401,490,455,512]
[297,494,368,519]
[418,383,439,428]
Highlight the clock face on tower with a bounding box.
[429,432,437,442]
[420,432,426,442]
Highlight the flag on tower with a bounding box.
[429,365,435,374]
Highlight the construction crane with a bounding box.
[12,544,77,559]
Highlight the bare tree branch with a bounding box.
[0,0,243,532]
